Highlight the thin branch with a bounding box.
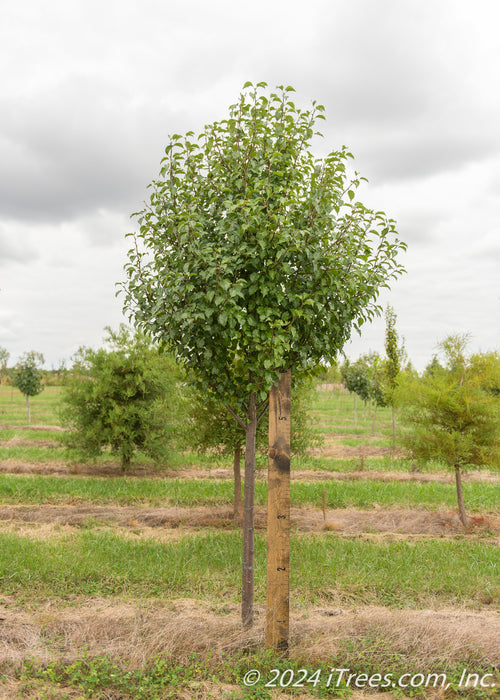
[224,402,247,429]
[257,401,269,425]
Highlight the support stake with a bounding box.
[266,369,291,652]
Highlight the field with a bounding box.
[0,384,498,699]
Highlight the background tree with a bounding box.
[60,326,179,470]
[12,351,45,423]
[364,351,387,435]
[180,388,248,519]
[0,347,10,385]
[384,305,406,446]
[341,357,370,427]
[123,82,406,626]
[316,361,341,385]
[424,354,445,377]
[398,334,500,526]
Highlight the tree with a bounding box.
[0,347,9,385]
[12,351,45,423]
[398,335,500,526]
[122,82,406,626]
[60,326,178,470]
[341,357,370,427]
[363,351,387,435]
[384,305,406,446]
[424,354,444,377]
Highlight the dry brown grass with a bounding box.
[0,504,498,542]
[0,597,498,673]
[2,437,60,449]
[0,426,66,432]
[1,458,499,484]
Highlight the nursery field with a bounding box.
[0,384,498,699]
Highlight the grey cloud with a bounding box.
[0,310,24,344]
[78,210,133,249]
[0,75,183,224]
[251,1,500,185]
[467,234,500,262]
[0,227,39,266]
[256,2,449,129]
[351,129,500,183]
[396,213,441,247]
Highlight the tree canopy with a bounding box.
[123,82,406,419]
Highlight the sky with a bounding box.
[1,0,499,372]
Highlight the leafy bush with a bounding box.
[60,326,180,469]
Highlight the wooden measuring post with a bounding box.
[266,369,291,652]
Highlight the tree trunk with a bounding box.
[242,392,257,628]
[26,395,30,424]
[391,405,396,448]
[371,404,377,436]
[454,465,469,526]
[233,444,243,521]
[121,451,131,472]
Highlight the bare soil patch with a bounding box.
[293,469,500,484]
[0,504,498,540]
[313,434,407,460]
[1,459,499,484]
[1,437,60,449]
[0,425,66,432]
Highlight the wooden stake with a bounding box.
[266,369,291,652]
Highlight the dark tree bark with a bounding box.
[391,406,396,448]
[371,404,378,436]
[242,391,257,628]
[233,444,243,521]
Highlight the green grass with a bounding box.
[0,428,63,441]
[293,455,430,472]
[16,650,498,700]
[0,385,62,426]
[0,473,498,511]
[0,444,68,461]
[0,529,497,607]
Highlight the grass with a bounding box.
[0,529,497,607]
[0,472,498,510]
[0,385,62,426]
[0,382,499,698]
[14,651,498,700]
[293,455,437,472]
[0,444,68,462]
[0,427,63,441]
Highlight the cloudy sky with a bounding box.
[1,0,499,371]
